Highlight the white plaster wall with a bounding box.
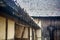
[30,28,32,40]
[23,27,28,38]
[15,25,28,38]
[15,25,24,38]
[8,19,15,39]
[37,30,41,37]
[33,29,36,40]
[0,16,6,40]
[37,38,41,40]
[36,29,41,40]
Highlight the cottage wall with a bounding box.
[30,28,32,40]
[30,28,36,40]
[23,27,28,38]
[33,18,60,40]
[36,29,41,40]
[15,26,28,38]
[15,24,29,40]
[0,16,38,40]
[33,18,42,40]
[0,14,40,40]
[0,16,15,40]
[41,19,60,40]
[0,16,6,40]
[8,19,15,40]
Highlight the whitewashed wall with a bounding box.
[15,25,24,38]
[15,24,28,39]
[8,19,15,39]
[30,28,32,40]
[23,27,28,38]
[0,17,6,40]
[0,16,15,40]
[36,29,41,40]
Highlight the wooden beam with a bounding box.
[35,30,37,40]
[14,22,16,40]
[21,27,26,38]
[5,18,8,40]
[32,28,34,40]
[28,27,30,40]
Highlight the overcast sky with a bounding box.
[16,0,60,16]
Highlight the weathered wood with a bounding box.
[28,27,30,40]
[32,28,34,40]
[15,38,28,40]
[21,27,26,38]
[5,18,8,40]
[35,30,37,40]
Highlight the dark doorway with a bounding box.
[47,26,60,40]
[54,30,60,40]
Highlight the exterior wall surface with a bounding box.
[23,27,28,38]
[15,24,29,40]
[33,18,60,40]
[8,19,15,40]
[41,19,60,28]
[33,18,42,40]
[40,18,60,40]
[0,16,15,40]
[0,16,6,40]
[30,28,32,40]
[15,25,24,38]
[36,30,41,40]
[0,15,40,40]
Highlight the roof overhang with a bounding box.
[0,0,40,29]
[32,16,60,20]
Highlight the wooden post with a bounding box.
[28,27,30,40]
[14,23,16,40]
[35,29,37,40]
[5,18,8,40]
[21,27,26,38]
[32,28,34,40]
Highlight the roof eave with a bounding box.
[0,0,40,29]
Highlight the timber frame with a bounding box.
[0,0,40,40]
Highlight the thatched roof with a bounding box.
[18,0,60,17]
[0,0,40,29]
